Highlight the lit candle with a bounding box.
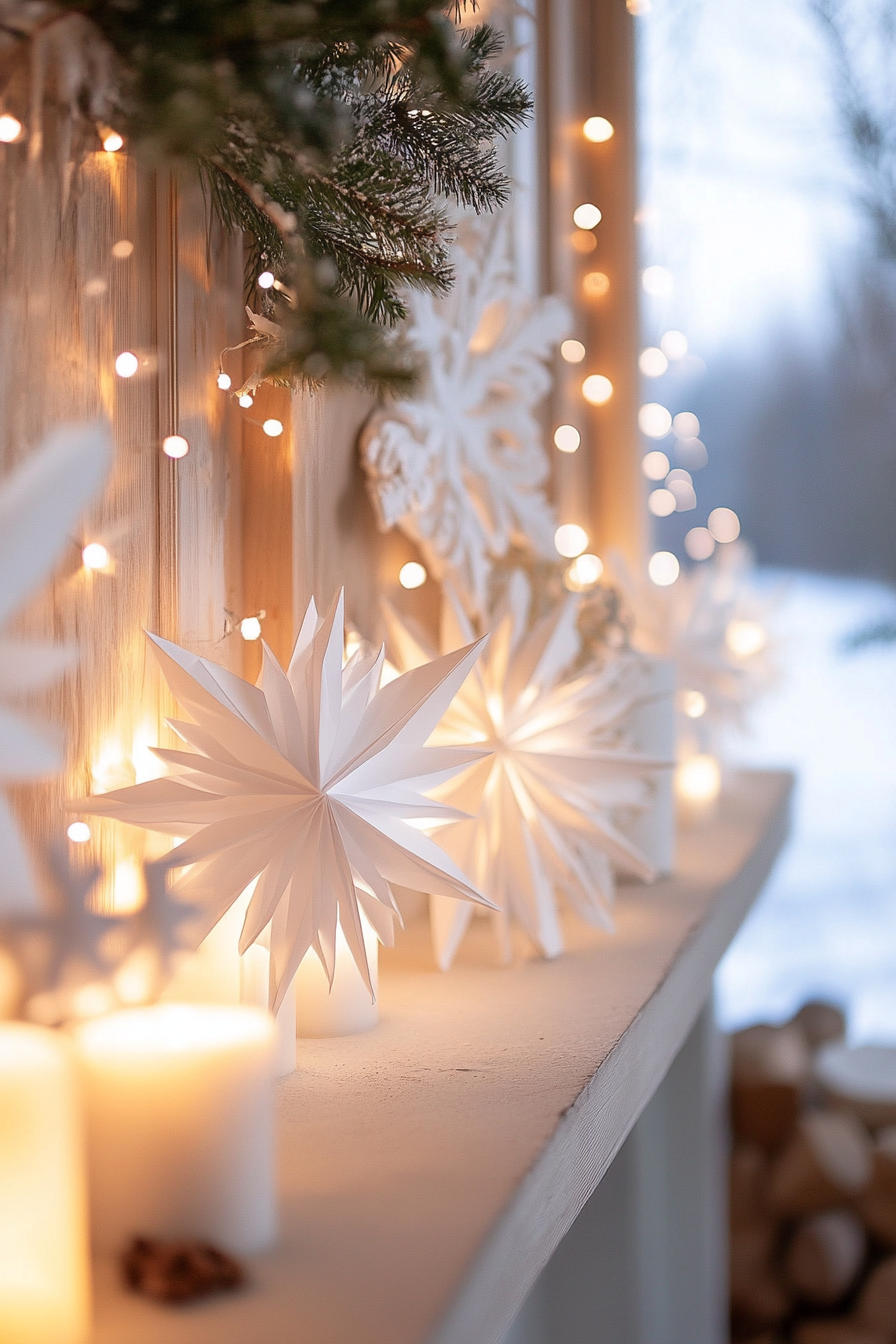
[74,1004,276,1255]
[675,752,722,822]
[240,943,296,1077]
[161,893,246,1005]
[622,655,677,874]
[0,1024,90,1344]
[295,916,378,1038]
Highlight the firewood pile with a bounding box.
[730,1002,896,1344]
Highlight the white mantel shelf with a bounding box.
[92,767,793,1344]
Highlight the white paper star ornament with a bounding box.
[0,420,112,911]
[77,592,494,1010]
[384,576,669,968]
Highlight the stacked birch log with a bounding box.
[731,1003,896,1344]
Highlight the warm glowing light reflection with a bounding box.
[111,240,134,260]
[708,507,740,543]
[642,265,673,297]
[67,822,92,843]
[675,754,721,804]
[648,551,679,586]
[257,271,275,289]
[582,374,613,405]
[238,393,254,408]
[217,372,232,390]
[661,330,688,360]
[639,402,672,438]
[0,113,23,142]
[565,553,603,591]
[672,411,700,439]
[583,116,614,143]
[112,856,145,915]
[399,561,427,590]
[240,616,262,641]
[680,690,707,719]
[583,271,610,298]
[684,526,715,561]
[82,542,109,571]
[639,347,668,377]
[262,419,283,437]
[572,203,602,230]
[554,424,581,454]
[648,488,675,518]
[642,450,670,481]
[102,131,124,153]
[561,339,586,364]
[114,351,139,378]
[726,620,767,659]
[554,524,589,558]
[571,230,597,254]
[162,435,189,459]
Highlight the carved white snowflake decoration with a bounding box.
[613,543,778,747]
[78,591,494,1010]
[360,212,570,615]
[0,421,112,912]
[383,575,664,968]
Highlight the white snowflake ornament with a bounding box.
[78,591,495,1010]
[360,212,570,615]
[0,421,112,911]
[383,575,665,968]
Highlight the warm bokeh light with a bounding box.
[238,393,253,408]
[573,203,602,230]
[639,347,668,377]
[583,271,610,298]
[102,131,124,153]
[675,754,721,804]
[708,507,741,543]
[648,550,680,586]
[627,0,652,13]
[675,436,708,471]
[114,351,139,378]
[680,690,707,720]
[262,418,283,437]
[162,435,189,459]
[111,239,134,260]
[642,265,673,297]
[82,542,109,571]
[560,339,586,364]
[67,822,92,844]
[582,374,613,405]
[660,330,688,360]
[0,113,23,143]
[685,526,716,561]
[554,424,581,453]
[571,230,598,254]
[554,523,589,558]
[672,411,700,439]
[726,620,767,659]
[398,561,427,589]
[564,553,604,591]
[642,450,670,480]
[648,488,676,518]
[240,616,262,641]
[583,116,614,143]
[257,271,275,289]
[638,402,672,437]
[217,372,232,390]
[665,469,696,511]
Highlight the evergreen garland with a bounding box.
[54,1,533,388]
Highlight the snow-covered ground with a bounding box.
[715,571,896,1042]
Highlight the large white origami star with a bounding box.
[0,421,112,911]
[78,592,494,1009]
[384,575,664,968]
[360,212,569,615]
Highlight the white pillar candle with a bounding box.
[622,654,677,875]
[161,890,249,1005]
[0,1023,90,1344]
[674,753,722,824]
[240,944,296,1077]
[295,917,378,1038]
[74,1004,276,1256]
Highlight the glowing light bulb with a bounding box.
[554,523,588,558]
[565,553,603,591]
[114,351,139,378]
[111,239,134,259]
[582,374,613,405]
[684,526,715,561]
[583,116,614,143]
[726,620,767,659]
[672,411,700,439]
[102,131,124,153]
[238,393,253,408]
[82,542,109,571]
[571,230,598,254]
[638,402,672,437]
[583,271,610,298]
[573,203,602,230]
[399,561,427,590]
[648,550,679,586]
[262,418,283,437]
[554,424,581,454]
[661,330,688,360]
[561,339,586,364]
[216,371,232,390]
[67,822,92,844]
[680,690,707,720]
[0,113,23,143]
[648,488,676,518]
[240,616,262,641]
[708,507,740,543]
[162,435,189,459]
[639,347,668,377]
[642,450,670,481]
[675,754,721,805]
[257,271,275,289]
